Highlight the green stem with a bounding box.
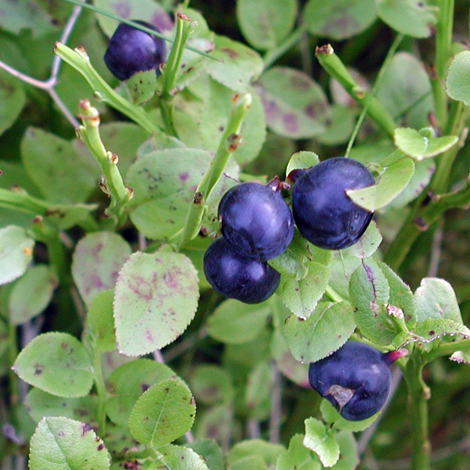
[7,323,19,407]
[160,12,193,136]
[403,356,431,470]
[178,93,253,249]
[315,45,396,138]
[54,42,170,138]
[92,348,107,437]
[76,100,131,227]
[263,26,307,70]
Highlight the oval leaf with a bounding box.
[447,51,470,106]
[13,332,93,398]
[303,418,340,467]
[114,246,199,356]
[0,71,26,136]
[128,377,196,447]
[152,444,210,470]
[29,417,110,470]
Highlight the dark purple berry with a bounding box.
[291,157,375,250]
[218,182,294,260]
[104,21,166,81]
[308,341,392,421]
[203,237,280,304]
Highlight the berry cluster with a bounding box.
[203,157,374,303]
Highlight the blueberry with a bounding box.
[291,157,375,250]
[308,341,391,421]
[218,182,294,260]
[104,21,166,81]
[203,237,280,304]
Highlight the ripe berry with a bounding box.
[291,157,375,250]
[104,21,166,81]
[203,237,280,304]
[308,341,392,421]
[218,181,294,260]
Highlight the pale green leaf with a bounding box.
[0,71,26,136]
[237,0,297,50]
[29,417,110,470]
[283,301,356,363]
[347,157,414,211]
[447,51,470,106]
[332,431,359,470]
[190,365,234,405]
[303,418,340,467]
[186,440,225,470]
[9,265,58,325]
[276,434,321,470]
[449,351,470,365]
[303,0,377,40]
[117,70,157,105]
[228,439,285,468]
[341,221,382,259]
[320,400,379,432]
[13,333,93,398]
[128,378,196,447]
[0,225,34,285]
[376,0,438,38]
[285,151,319,176]
[412,318,470,342]
[245,361,272,420]
[394,128,458,161]
[85,289,116,352]
[151,444,210,470]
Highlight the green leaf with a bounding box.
[414,278,462,323]
[256,67,330,139]
[186,440,225,470]
[412,318,470,342]
[376,0,438,38]
[194,404,234,445]
[341,221,382,259]
[29,417,110,470]
[9,265,58,325]
[13,333,93,398]
[375,52,433,129]
[276,434,321,470]
[347,157,415,211]
[114,246,199,356]
[72,231,132,307]
[228,439,285,468]
[206,35,264,92]
[449,351,470,365]
[106,359,175,426]
[0,0,59,37]
[303,0,377,40]
[394,128,458,161]
[228,456,268,470]
[85,290,116,352]
[303,418,340,467]
[285,151,319,176]
[237,0,297,50]
[150,444,210,470]
[349,259,399,345]
[315,105,357,146]
[0,226,34,286]
[190,365,234,406]
[117,70,157,105]
[320,400,379,432]
[283,302,356,363]
[94,0,173,37]
[128,377,196,447]
[245,361,272,419]
[332,431,360,470]
[278,261,329,319]
[21,127,97,204]
[0,71,26,137]
[447,51,470,105]
[206,299,271,344]
[25,389,97,425]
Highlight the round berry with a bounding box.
[308,341,391,421]
[291,157,375,250]
[203,237,280,304]
[218,182,294,260]
[104,21,166,81]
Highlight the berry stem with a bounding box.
[178,93,252,249]
[315,45,396,139]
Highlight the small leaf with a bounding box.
[376,0,438,38]
[0,226,34,286]
[285,151,320,176]
[29,417,110,470]
[206,300,271,344]
[347,157,415,211]
[114,247,199,356]
[256,67,330,139]
[332,431,360,470]
[245,361,272,420]
[303,418,340,467]
[0,71,26,136]
[303,0,377,40]
[106,359,175,426]
[320,400,379,432]
[276,434,321,470]
[85,290,116,352]
[118,70,157,105]
[447,51,470,106]
[237,0,297,50]
[9,265,58,325]
[412,318,470,342]
[228,439,285,468]
[277,261,329,319]
[450,351,470,364]
[128,377,196,447]
[394,128,458,161]
[341,222,382,259]
[190,365,234,406]
[152,444,210,470]
[283,302,356,363]
[186,439,225,470]
[414,278,462,323]
[13,333,93,398]
[72,231,132,306]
